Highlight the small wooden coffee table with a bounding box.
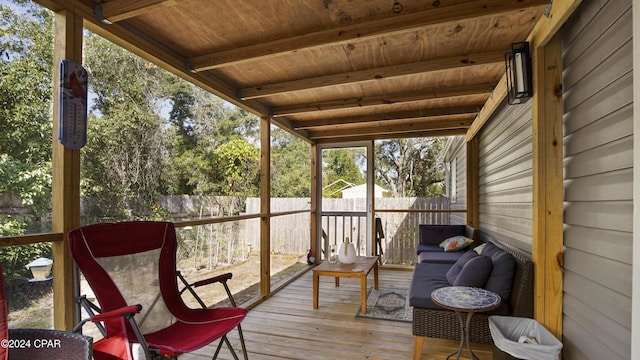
[312,256,379,313]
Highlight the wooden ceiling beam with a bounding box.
[310,126,470,141]
[188,0,547,71]
[240,51,504,100]
[293,106,480,129]
[95,0,181,23]
[269,116,313,144]
[271,84,493,117]
[307,116,474,134]
[314,128,468,143]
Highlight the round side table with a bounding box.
[431,286,501,360]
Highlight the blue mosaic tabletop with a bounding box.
[431,286,501,311]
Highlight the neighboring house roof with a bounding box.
[341,184,390,198]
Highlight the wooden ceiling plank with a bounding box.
[240,51,504,100]
[189,0,547,71]
[33,0,547,143]
[272,84,493,117]
[293,105,480,129]
[97,0,180,23]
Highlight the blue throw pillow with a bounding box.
[484,250,516,301]
[445,250,478,284]
[452,255,493,287]
[481,241,501,257]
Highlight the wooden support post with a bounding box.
[367,141,375,257]
[260,116,271,295]
[531,33,563,338]
[51,9,82,331]
[466,136,479,228]
[310,143,318,263]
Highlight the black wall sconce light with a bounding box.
[505,42,533,105]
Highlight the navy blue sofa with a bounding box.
[409,235,534,344]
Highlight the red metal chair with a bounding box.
[68,221,248,360]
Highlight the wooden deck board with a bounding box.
[181,269,495,360]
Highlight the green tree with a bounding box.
[82,32,262,214]
[162,77,197,195]
[375,138,445,197]
[0,1,53,280]
[271,128,310,198]
[322,148,365,198]
[81,33,168,221]
[212,139,259,197]
[167,86,260,197]
[0,2,53,226]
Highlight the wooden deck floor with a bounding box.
[182,268,496,360]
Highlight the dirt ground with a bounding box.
[177,253,308,307]
[7,253,308,329]
[6,280,54,328]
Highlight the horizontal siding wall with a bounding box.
[478,100,533,253]
[450,137,467,225]
[562,0,633,359]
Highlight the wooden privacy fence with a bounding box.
[162,196,456,266]
[245,198,311,256]
[376,197,454,264]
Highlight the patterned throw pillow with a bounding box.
[439,236,474,252]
